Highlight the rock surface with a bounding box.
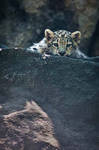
[0,0,99,55]
[0,49,99,150]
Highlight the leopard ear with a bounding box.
[45,29,54,41]
[71,31,81,44]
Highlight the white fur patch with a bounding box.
[27,38,47,53]
[75,48,87,58]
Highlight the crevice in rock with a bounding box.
[88,20,99,56]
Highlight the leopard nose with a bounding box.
[59,51,65,56]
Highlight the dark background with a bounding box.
[0,0,99,56]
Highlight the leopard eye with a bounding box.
[53,43,58,47]
[48,43,51,47]
[67,44,72,47]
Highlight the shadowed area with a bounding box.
[0,49,99,150]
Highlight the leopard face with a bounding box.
[45,29,81,56]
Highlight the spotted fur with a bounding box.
[27,29,87,58]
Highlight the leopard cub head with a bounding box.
[44,29,81,56]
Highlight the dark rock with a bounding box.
[0,49,99,150]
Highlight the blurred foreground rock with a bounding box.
[0,49,99,150]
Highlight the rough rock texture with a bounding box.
[21,0,47,14]
[0,0,99,55]
[64,0,99,54]
[0,49,99,150]
[0,101,59,150]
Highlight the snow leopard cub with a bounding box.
[27,29,87,58]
